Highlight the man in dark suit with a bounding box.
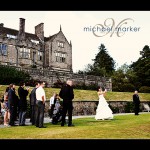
[133,90,140,115]
[8,84,18,126]
[29,82,40,125]
[18,82,29,126]
[59,79,74,127]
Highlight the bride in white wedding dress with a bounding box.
[95,87,113,120]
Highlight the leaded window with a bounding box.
[0,44,7,56]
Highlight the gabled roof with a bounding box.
[0,25,71,45]
[44,30,70,46]
[44,32,58,42]
[0,26,18,36]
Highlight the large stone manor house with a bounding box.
[0,18,112,90]
[0,18,72,72]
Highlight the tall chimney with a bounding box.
[35,23,44,41]
[0,23,4,27]
[18,18,25,40]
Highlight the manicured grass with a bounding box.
[0,85,150,101]
[0,113,150,139]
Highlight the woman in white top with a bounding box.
[95,87,113,120]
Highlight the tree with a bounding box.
[111,63,135,92]
[89,44,115,77]
[130,45,150,87]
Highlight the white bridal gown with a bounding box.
[95,94,113,120]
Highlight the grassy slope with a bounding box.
[0,113,150,139]
[0,85,150,101]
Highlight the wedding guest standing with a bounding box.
[18,82,29,126]
[35,81,46,128]
[8,84,18,126]
[59,80,74,127]
[29,82,40,125]
[133,90,140,115]
[1,87,10,126]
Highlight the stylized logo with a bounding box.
[83,18,140,37]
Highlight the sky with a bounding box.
[0,11,150,72]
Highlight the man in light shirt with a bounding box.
[35,81,46,128]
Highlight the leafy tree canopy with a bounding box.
[79,44,115,77]
[130,45,150,86]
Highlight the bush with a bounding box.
[122,83,135,92]
[112,83,135,92]
[109,105,119,113]
[0,65,30,85]
[139,86,150,93]
[124,102,134,113]
[52,80,65,88]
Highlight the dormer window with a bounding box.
[7,34,17,39]
[31,39,39,44]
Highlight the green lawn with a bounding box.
[0,113,150,139]
[0,85,150,101]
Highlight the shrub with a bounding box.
[112,83,135,92]
[0,65,30,85]
[52,80,65,88]
[124,102,134,113]
[109,105,119,113]
[139,86,150,93]
[122,83,135,92]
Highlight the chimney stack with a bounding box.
[18,18,25,40]
[35,23,44,42]
[0,23,4,27]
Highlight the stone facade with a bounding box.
[0,18,72,72]
[45,28,72,72]
[0,18,112,90]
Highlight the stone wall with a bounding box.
[17,67,112,91]
[0,64,112,91]
[44,100,150,117]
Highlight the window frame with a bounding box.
[19,47,30,59]
[55,51,66,63]
[0,44,8,56]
